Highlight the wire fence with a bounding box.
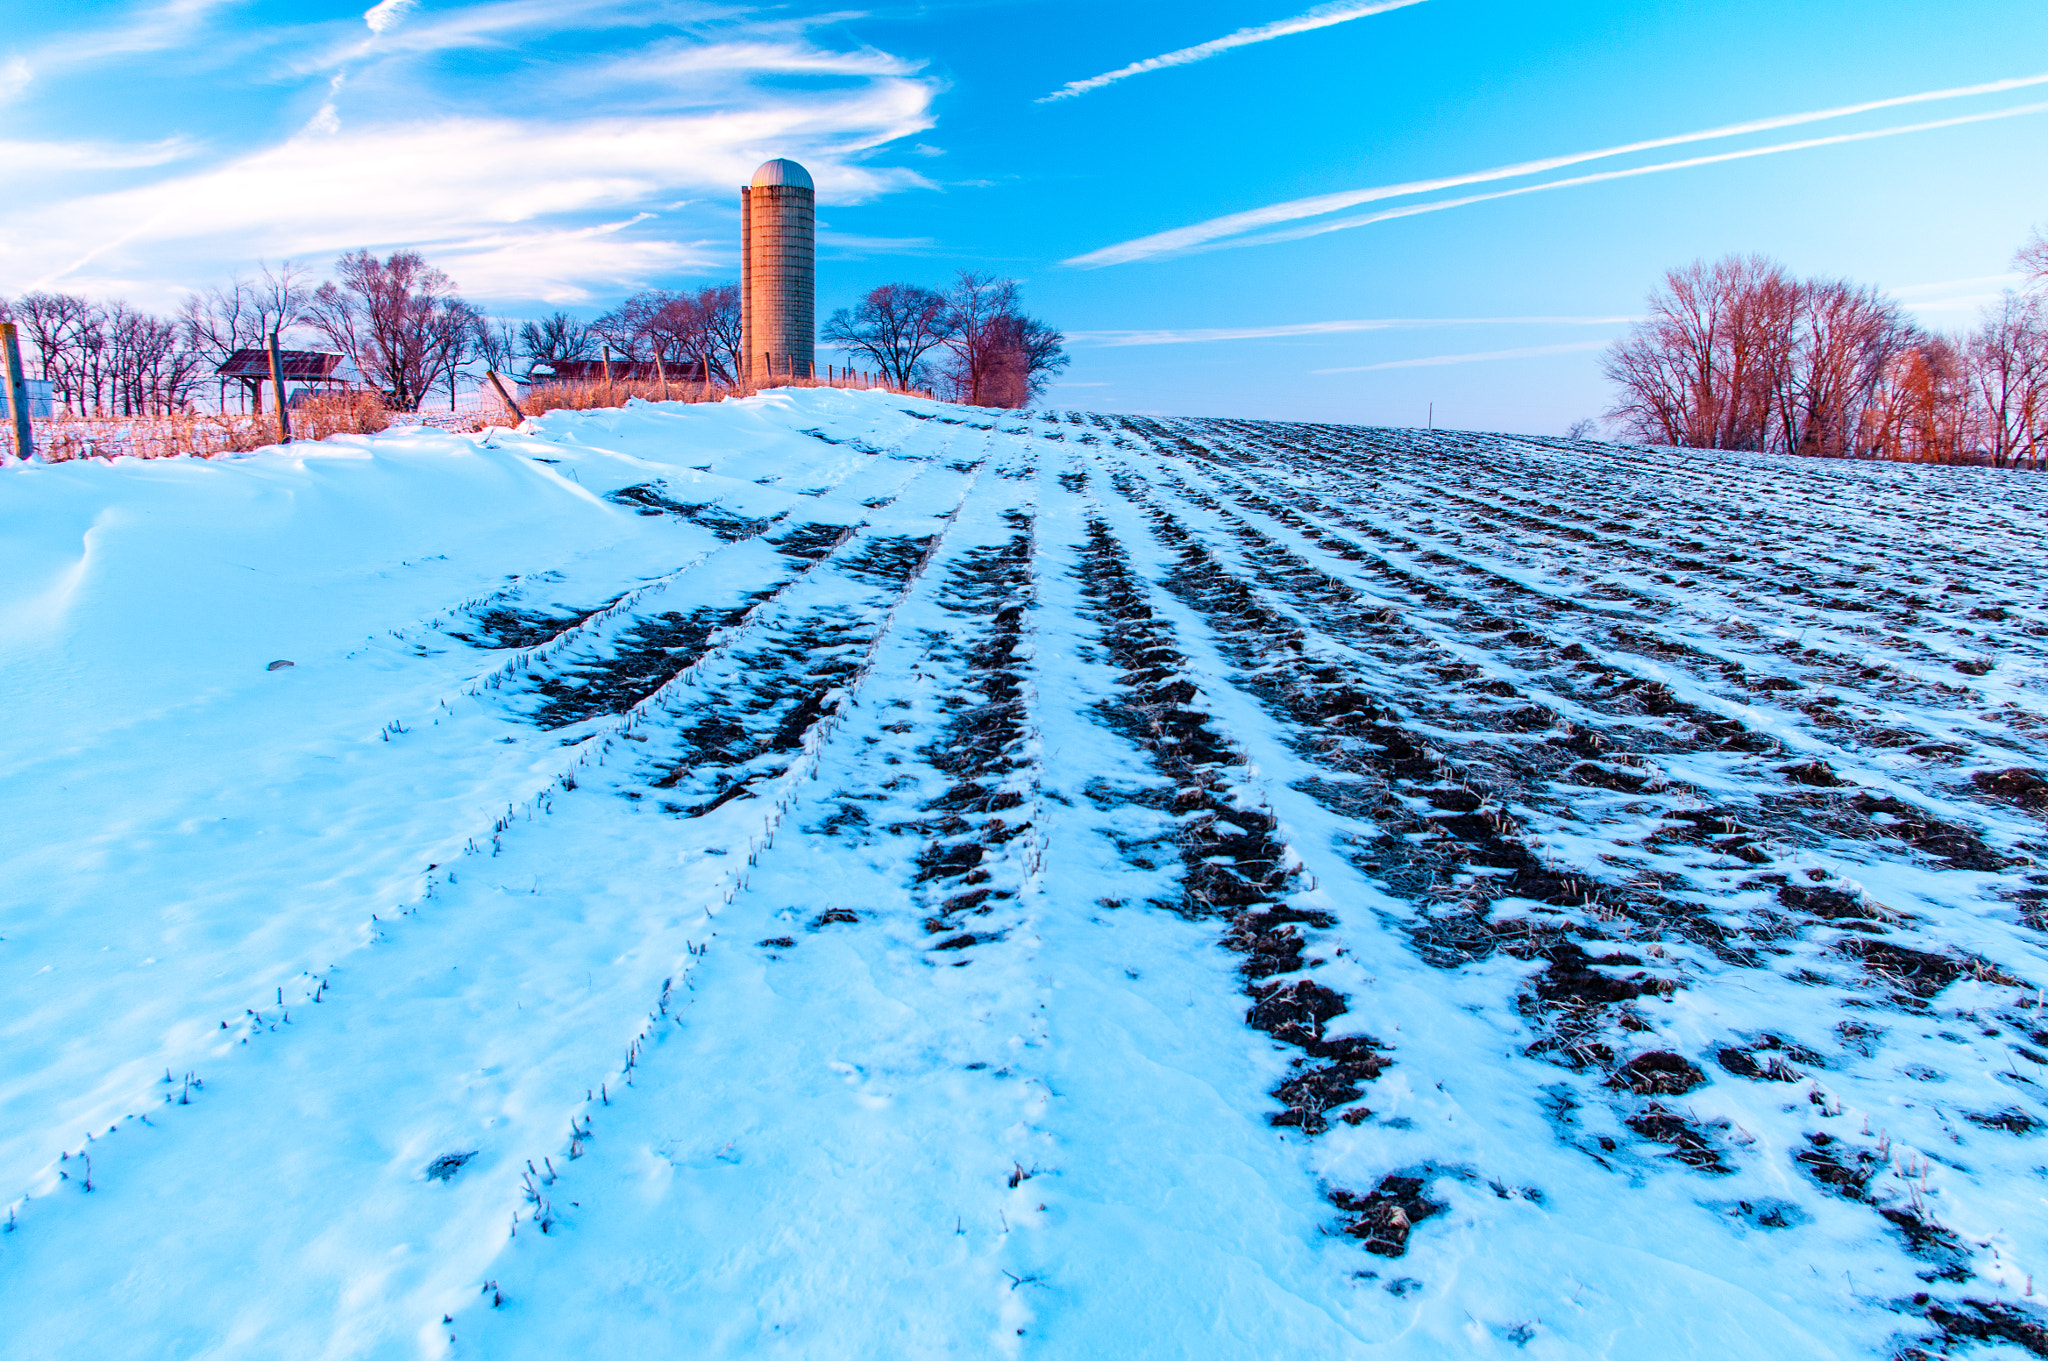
[13,373,932,463]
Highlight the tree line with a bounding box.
[1,256,1068,415]
[577,268,1068,407]
[1603,228,2048,468]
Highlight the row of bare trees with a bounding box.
[584,285,745,383]
[5,256,1071,417]
[1,256,490,415]
[577,270,1070,408]
[2,292,211,415]
[1604,231,2048,467]
[824,272,1068,408]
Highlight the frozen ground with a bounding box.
[4,389,2048,1358]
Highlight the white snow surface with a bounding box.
[5,390,2048,1358]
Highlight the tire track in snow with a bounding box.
[1084,421,2048,1345]
[456,446,1058,1355]
[0,419,995,1356]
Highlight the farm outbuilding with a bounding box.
[214,349,358,412]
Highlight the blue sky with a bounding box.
[4,0,2044,430]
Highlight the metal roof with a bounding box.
[215,349,348,381]
[750,158,813,190]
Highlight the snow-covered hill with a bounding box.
[4,390,2047,1358]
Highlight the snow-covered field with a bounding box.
[5,389,2047,1358]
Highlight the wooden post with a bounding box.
[1,322,33,460]
[602,344,613,390]
[486,370,523,420]
[266,330,292,444]
[655,354,668,401]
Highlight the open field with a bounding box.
[3,390,2046,1357]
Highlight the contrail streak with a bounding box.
[1069,315,1635,347]
[1066,69,2048,265]
[1038,0,1428,103]
[1229,100,2048,252]
[1313,340,1609,373]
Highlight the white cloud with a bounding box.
[1039,0,1428,102]
[303,0,732,70]
[0,56,30,105]
[363,0,418,35]
[17,0,242,75]
[4,92,936,300]
[1069,316,1636,346]
[1068,69,2048,265]
[1314,340,1611,373]
[433,216,713,301]
[1891,273,2026,317]
[1,9,941,306]
[590,39,920,82]
[0,137,199,173]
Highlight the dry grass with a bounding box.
[31,392,392,462]
[293,391,391,440]
[515,372,930,417]
[22,373,930,462]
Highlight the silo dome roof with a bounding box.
[750,158,814,190]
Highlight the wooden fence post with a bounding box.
[2,322,33,460]
[266,330,292,444]
[486,370,524,420]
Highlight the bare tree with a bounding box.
[1602,255,1796,449]
[1968,291,2048,470]
[177,264,310,411]
[2018,228,2048,291]
[589,296,652,362]
[108,304,202,414]
[308,250,473,411]
[823,283,953,388]
[935,273,1018,406]
[1780,279,1911,458]
[697,284,743,384]
[929,272,1068,408]
[1864,336,1972,464]
[13,292,99,410]
[474,316,519,376]
[517,312,594,374]
[1002,311,1069,405]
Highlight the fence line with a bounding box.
[15,373,935,463]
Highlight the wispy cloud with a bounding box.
[1070,316,1635,346]
[589,39,920,83]
[7,90,936,302]
[362,0,419,35]
[7,0,244,86]
[1314,341,1610,373]
[1890,272,2026,316]
[2,6,941,304]
[1068,70,2048,265]
[0,56,30,105]
[0,137,200,174]
[1038,0,1427,103]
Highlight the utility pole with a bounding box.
[266,329,292,444]
[1,322,33,460]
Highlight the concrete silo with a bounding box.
[740,158,816,385]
